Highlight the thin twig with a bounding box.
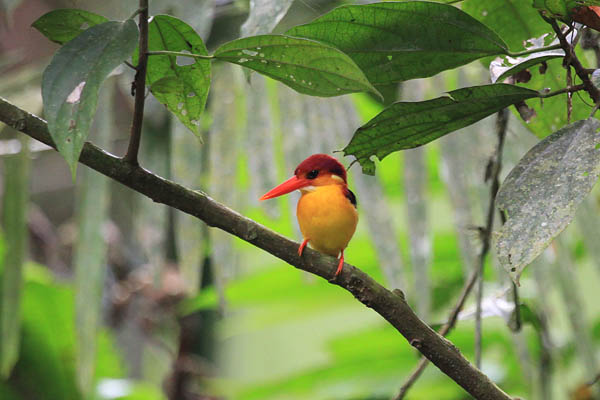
[123,0,149,166]
[475,265,484,367]
[565,24,574,124]
[567,67,573,123]
[394,109,509,399]
[511,281,522,331]
[124,60,136,70]
[128,7,144,20]
[475,108,508,368]
[0,96,513,400]
[548,18,600,103]
[539,83,585,98]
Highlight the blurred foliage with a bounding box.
[2,1,600,400]
[0,261,164,400]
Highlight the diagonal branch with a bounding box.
[0,96,512,400]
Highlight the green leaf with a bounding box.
[344,84,539,175]
[214,34,380,98]
[0,137,29,378]
[32,8,108,45]
[495,118,600,285]
[286,2,508,85]
[139,15,210,138]
[42,19,138,178]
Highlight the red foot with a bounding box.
[298,238,309,257]
[334,250,345,277]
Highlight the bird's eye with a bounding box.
[306,170,319,179]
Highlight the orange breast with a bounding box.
[296,185,358,256]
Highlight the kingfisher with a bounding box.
[260,154,358,277]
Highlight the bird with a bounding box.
[260,154,358,278]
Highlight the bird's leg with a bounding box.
[298,238,309,256]
[334,250,345,277]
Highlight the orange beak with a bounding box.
[260,176,311,200]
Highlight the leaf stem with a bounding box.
[539,83,585,98]
[124,60,136,70]
[123,0,149,166]
[128,7,144,21]
[507,43,562,58]
[147,50,214,60]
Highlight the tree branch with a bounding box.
[123,0,149,166]
[394,268,479,399]
[0,97,512,400]
[548,19,600,104]
[539,83,585,98]
[394,109,509,399]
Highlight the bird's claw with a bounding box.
[329,251,345,282]
[298,238,309,257]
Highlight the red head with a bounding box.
[260,154,347,200]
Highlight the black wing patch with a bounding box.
[344,187,357,208]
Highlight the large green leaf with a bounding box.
[495,118,600,285]
[344,84,539,174]
[139,15,211,138]
[0,137,29,378]
[214,35,380,98]
[42,20,138,177]
[286,2,508,85]
[32,9,108,45]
